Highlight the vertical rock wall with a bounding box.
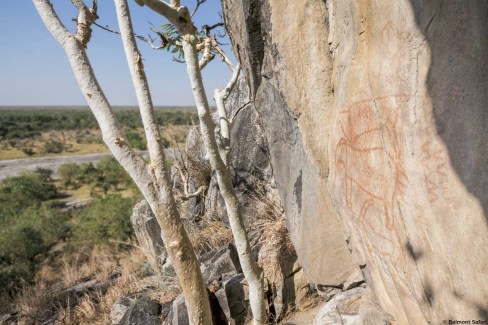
[222,0,488,323]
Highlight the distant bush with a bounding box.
[125,130,147,150]
[0,205,68,291]
[43,140,64,154]
[57,163,81,189]
[0,108,198,141]
[0,173,65,291]
[21,147,34,156]
[69,195,136,248]
[0,173,57,212]
[96,156,133,191]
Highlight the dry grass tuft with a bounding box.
[187,219,234,254]
[249,188,296,284]
[15,246,180,325]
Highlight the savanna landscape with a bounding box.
[2,0,488,324]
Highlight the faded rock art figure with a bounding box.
[334,95,409,267]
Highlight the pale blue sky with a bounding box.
[0,0,235,106]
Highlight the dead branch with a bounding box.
[191,0,207,17]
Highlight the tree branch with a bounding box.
[198,36,215,70]
[137,0,180,28]
[71,0,98,48]
[215,63,240,165]
[114,0,170,194]
[212,39,235,71]
[33,0,152,199]
[92,21,166,50]
[191,0,207,17]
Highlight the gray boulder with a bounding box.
[165,295,188,325]
[111,296,160,325]
[215,274,251,325]
[200,244,242,285]
[131,201,166,270]
[314,287,393,325]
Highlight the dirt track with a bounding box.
[0,150,176,182]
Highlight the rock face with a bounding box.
[131,201,166,270]
[110,296,161,325]
[222,0,488,323]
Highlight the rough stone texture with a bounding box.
[111,296,161,325]
[342,269,365,291]
[182,127,211,220]
[166,292,228,325]
[200,243,242,285]
[222,0,358,287]
[268,257,310,321]
[206,78,280,224]
[314,287,393,325]
[165,295,189,325]
[215,274,251,325]
[222,0,488,323]
[131,201,166,270]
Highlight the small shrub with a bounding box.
[70,195,136,248]
[21,146,35,156]
[58,163,81,189]
[96,156,133,191]
[43,140,64,154]
[124,130,147,150]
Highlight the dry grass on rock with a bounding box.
[14,246,181,325]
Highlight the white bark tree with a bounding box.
[34,0,267,323]
[32,1,213,324]
[135,1,267,324]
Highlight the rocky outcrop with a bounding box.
[222,0,488,323]
[111,296,161,325]
[314,286,393,325]
[222,0,358,288]
[131,200,166,270]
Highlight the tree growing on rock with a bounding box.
[33,0,212,323]
[132,1,267,323]
[33,0,267,323]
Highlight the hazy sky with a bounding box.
[0,1,235,106]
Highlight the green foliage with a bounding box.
[21,146,34,156]
[0,174,57,214]
[0,172,66,291]
[159,23,207,61]
[160,23,185,59]
[34,168,54,182]
[69,195,136,248]
[0,108,198,141]
[125,130,147,150]
[57,163,81,189]
[78,162,99,184]
[0,205,68,290]
[96,156,133,191]
[43,140,64,154]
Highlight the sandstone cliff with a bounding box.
[222,0,488,323]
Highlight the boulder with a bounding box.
[181,127,211,220]
[130,201,166,270]
[215,274,251,325]
[165,292,227,325]
[342,269,365,291]
[314,287,393,325]
[111,296,160,325]
[165,295,188,325]
[200,243,242,285]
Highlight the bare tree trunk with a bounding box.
[181,38,267,325]
[136,0,268,322]
[113,1,213,324]
[33,1,212,324]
